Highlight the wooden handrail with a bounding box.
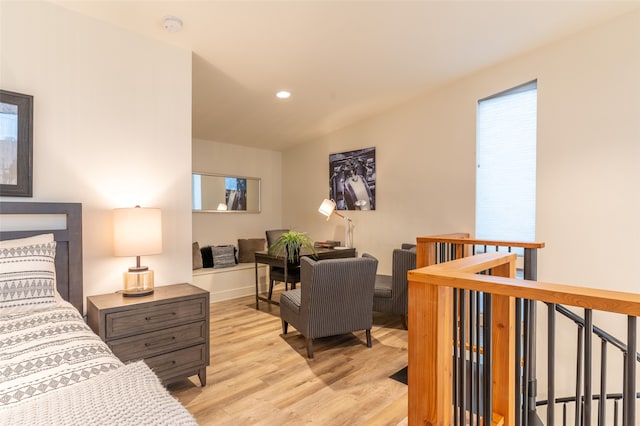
[417,234,545,250]
[411,252,640,317]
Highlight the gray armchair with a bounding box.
[373,243,416,329]
[280,254,379,358]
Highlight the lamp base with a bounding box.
[122,268,154,297]
[122,287,154,297]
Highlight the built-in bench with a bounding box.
[192,263,268,303]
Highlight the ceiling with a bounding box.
[52,1,640,151]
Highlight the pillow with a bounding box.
[0,233,54,248]
[200,246,213,268]
[237,238,266,263]
[192,242,203,270]
[0,237,57,310]
[212,245,236,269]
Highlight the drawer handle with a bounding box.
[158,360,177,370]
[144,336,176,348]
[144,312,177,321]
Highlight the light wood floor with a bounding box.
[169,291,409,425]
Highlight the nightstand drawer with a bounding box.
[146,344,207,382]
[105,297,207,339]
[108,321,208,362]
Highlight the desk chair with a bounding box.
[265,229,301,301]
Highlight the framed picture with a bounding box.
[0,90,33,197]
[329,147,376,210]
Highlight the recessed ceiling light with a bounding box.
[163,16,183,33]
[276,91,291,99]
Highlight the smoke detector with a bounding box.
[163,16,183,33]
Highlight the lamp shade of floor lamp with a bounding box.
[113,206,162,296]
[318,198,353,248]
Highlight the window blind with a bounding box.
[476,81,537,246]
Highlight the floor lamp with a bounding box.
[318,199,353,248]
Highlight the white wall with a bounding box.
[192,138,282,246]
[0,1,193,304]
[283,9,640,285]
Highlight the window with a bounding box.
[476,81,537,249]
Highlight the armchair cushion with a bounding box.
[372,243,416,327]
[373,274,392,298]
[280,288,301,314]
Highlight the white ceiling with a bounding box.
[52,1,640,151]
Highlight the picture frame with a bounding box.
[329,147,376,210]
[0,90,33,197]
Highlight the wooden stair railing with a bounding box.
[408,249,640,426]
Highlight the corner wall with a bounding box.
[191,138,282,301]
[0,1,193,303]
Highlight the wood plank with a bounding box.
[491,261,516,426]
[408,279,452,425]
[169,292,409,425]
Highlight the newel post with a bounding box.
[408,240,453,424]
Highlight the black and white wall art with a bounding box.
[329,147,376,211]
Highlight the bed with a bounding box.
[0,202,197,425]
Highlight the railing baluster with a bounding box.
[575,325,584,426]
[459,289,467,425]
[453,287,459,425]
[523,247,537,281]
[516,298,523,426]
[548,303,556,426]
[470,290,476,425]
[584,309,593,425]
[527,299,538,425]
[483,293,493,425]
[523,248,539,426]
[523,299,530,426]
[614,398,619,426]
[476,291,482,425]
[623,316,637,425]
[598,339,607,426]
[563,402,567,426]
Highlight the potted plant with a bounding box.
[268,230,316,263]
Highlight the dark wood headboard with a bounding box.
[0,202,83,312]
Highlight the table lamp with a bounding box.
[318,198,353,248]
[113,206,162,296]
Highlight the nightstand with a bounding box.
[87,283,210,386]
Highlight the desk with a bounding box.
[254,247,356,309]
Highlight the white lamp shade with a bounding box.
[113,207,162,257]
[318,199,336,220]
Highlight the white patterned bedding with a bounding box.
[0,303,197,425]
